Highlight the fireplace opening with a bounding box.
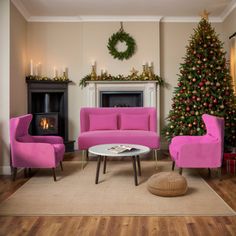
[100,91,143,107]
[34,112,58,135]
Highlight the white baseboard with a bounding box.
[0,165,12,175]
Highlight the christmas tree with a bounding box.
[163,15,236,147]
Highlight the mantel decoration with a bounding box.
[26,74,70,82]
[79,63,164,88]
[107,22,136,60]
[26,60,70,82]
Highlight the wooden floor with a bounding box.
[0,151,235,236]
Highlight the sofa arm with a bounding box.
[12,142,56,167]
[31,135,64,144]
[178,142,222,167]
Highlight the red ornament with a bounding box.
[213,99,218,104]
[199,82,204,87]
[186,107,190,111]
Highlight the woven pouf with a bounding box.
[147,172,188,197]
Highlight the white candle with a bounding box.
[30,59,33,75]
[91,60,96,66]
[38,62,41,76]
[142,61,146,66]
[35,64,38,76]
[101,69,104,75]
[148,62,152,67]
[53,67,56,78]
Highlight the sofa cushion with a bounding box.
[147,172,188,197]
[89,114,117,131]
[78,130,160,150]
[120,114,149,131]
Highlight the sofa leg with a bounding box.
[81,150,87,170]
[208,168,211,178]
[179,168,183,175]
[86,150,89,161]
[12,167,17,181]
[60,161,63,171]
[154,149,158,169]
[218,167,222,181]
[52,168,56,181]
[172,161,175,171]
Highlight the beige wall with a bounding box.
[27,22,160,147]
[160,22,223,131]
[0,0,10,174]
[222,8,236,59]
[10,2,27,117]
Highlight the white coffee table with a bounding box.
[88,144,150,186]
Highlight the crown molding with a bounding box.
[28,15,163,22]
[221,0,236,21]
[11,0,30,20]
[161,16,222,23]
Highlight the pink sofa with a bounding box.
[78,107,160,163]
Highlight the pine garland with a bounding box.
[79,73,164,88]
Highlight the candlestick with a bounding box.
[30,59,33,76]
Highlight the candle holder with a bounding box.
[91,65,97,80]
[148,65,153,79]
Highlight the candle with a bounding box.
[91,60,96,66]
[30,59,33,75]
[38,63,41,76]
[148,62,152,67]
[142,61,146,66]
[53,67,57,78]
[35,64,38,76]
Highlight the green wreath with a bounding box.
[107,29,136,60]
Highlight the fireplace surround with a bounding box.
[27,80,74,152]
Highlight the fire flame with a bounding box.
[40,118,50,130]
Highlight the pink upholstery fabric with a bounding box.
[120,114,149,130]
[10,114,65,168]
[89,114,117,131]
[79,130,160,149]
[169,114,224,168]
[78,107,160,150]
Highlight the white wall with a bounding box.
[0,0,10,174]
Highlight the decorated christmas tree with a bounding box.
[163,14,236,147]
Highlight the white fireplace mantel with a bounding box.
[86,80,160,135]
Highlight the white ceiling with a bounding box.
[12,0,236,22]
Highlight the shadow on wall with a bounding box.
[0,121,11,168]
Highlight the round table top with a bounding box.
[88,144,150,157]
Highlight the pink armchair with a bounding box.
[10,114,65,181]
[169,114,224,176]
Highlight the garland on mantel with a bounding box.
[79,72,164,88]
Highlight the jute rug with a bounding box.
[0,161,235,216]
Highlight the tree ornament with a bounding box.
[107,22,136,60]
